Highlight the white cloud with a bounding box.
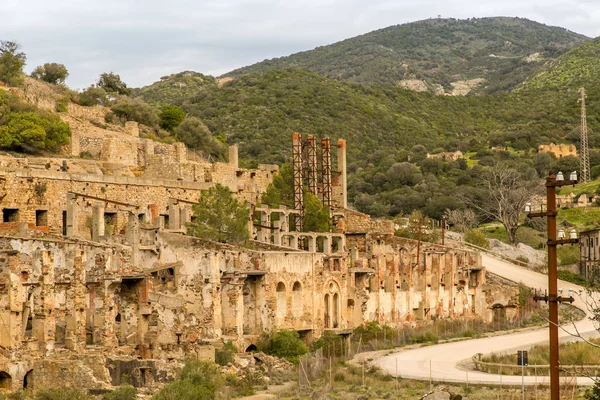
[1,0,598,89]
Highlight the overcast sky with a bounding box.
[1,0,599,89]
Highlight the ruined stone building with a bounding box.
[538,143,577,158]
[0,84,496,392]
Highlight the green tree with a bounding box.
[78,86,109,107]
[31,63,69,85]
[159,105,186,132]
[187,184,250,244]
[110,96,159,128]
[175,117,226,158]
[261,163,294,207]
[97,72,131,96]
[0,41,26,86]
[303,192,331,232]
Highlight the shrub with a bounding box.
[151,380,214,400]
[215,341,237,366]
[257,330,309,363]
[516,255,529,265]
[159,105,186,132]
[464,229,490,249]
[557,269,588,286]
[103,385,136,400]
[35,388,91,400]
[0,41,26,87]
[55,97,69,113]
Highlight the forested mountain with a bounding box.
[222,17,589,95]
[133,18,600,219]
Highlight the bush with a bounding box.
[464,229,490,249]
[175,117,226,159]
[516,255,529,265]
[55,97,69,113]
[557,269,588,286]
[103,385,136,400]
[408,331,438,344]
[152,380,214,400]
[159,105,186,132]
[215,341,237,366]
[35,388,91,400]
[257,330,309,363]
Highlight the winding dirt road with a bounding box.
[375,254,599,385]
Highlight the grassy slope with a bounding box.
[223,17,589,94]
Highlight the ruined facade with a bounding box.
[538,143,577,158]
[0,131,490,392]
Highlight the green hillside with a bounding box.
[134,71,218,105]
[522,37,600,90]
[223,17,588,95]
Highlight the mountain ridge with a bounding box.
[221,17,589,95]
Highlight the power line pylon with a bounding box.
[579,87,591,183]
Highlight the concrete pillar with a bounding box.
[337,139,347,208]
[66,253,87,351]
[229,145,239,168]
[66,193,79,237]
[259,209,270,243]
[323,235,332,254]
[127,212,140,265]
[180,205,190,226]
[175,142,187,163]
[289,235,298,250]
[92,202,105,241]
[273,220,282,246]
[281,213,290,233]
[308,236,317,253]
[168,199,181,230]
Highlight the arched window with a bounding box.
[0,371,11,389]
[292,281,303,317]
[324,293,330,328]
[276,282,287,320]
[333,293,340,328]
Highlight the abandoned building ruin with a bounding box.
[0,120,517,393]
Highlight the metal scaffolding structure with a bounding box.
[321,137,332,210]
[306,135,318,195]
[292,133,304,231]
[579,87,591,183]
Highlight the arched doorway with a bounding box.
[0,371,11,389]
[245,344,257,352]
[23,369,33,389]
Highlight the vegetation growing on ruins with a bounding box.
[187,184,250,244]
[257,330,309,363]
[224,17,588,94]
[0,90,71,152]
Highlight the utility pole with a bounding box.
[526,172,578,400]
[579,88,591,183]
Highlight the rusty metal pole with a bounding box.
[546,174,560,400]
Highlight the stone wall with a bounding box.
[538,143,577,158]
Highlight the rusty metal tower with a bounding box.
[292,133,304,231]
[321,137,332,210]
[306,135,318,195]
[579,87,591,183]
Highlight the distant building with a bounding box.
[538,143,577,158]
[426,151,463,161]
[579,228,600,279]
